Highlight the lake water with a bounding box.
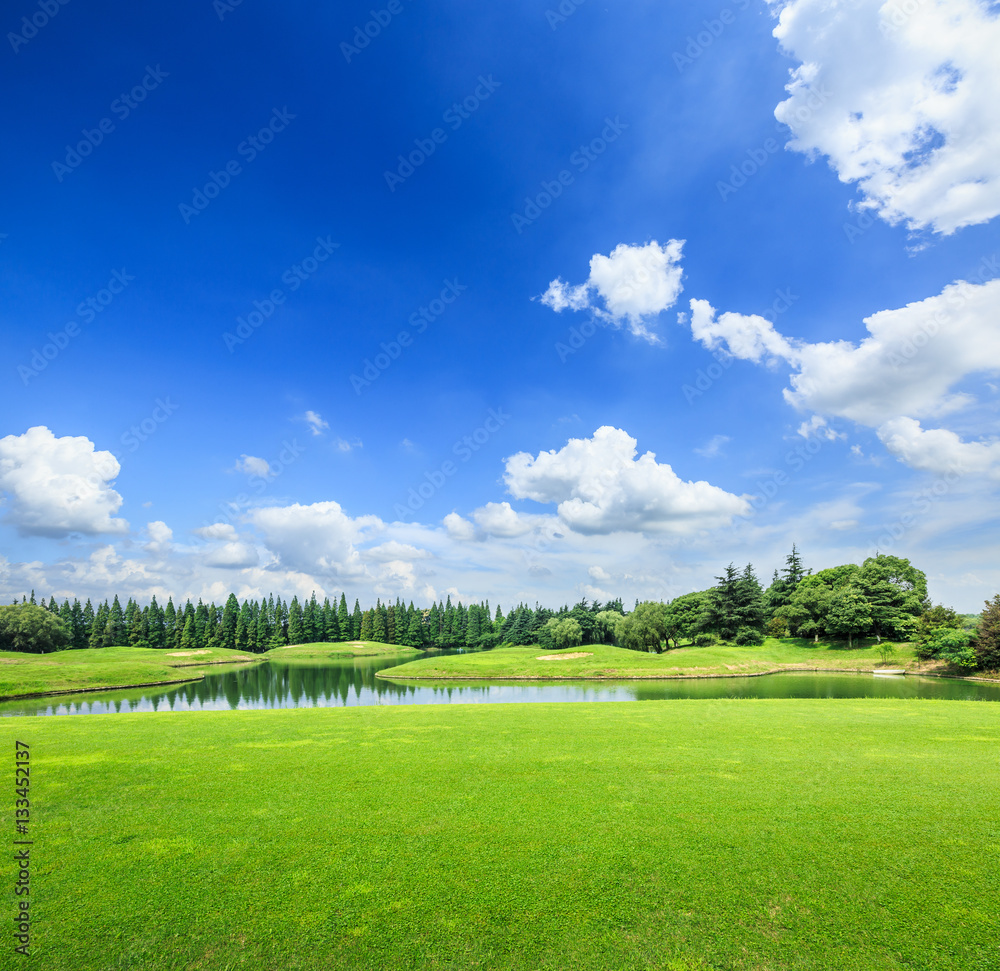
[3,652,1000,716]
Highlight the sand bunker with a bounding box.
[167,650,210,656]
[535,652,593,660]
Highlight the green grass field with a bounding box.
[380,639,926,681]
[4,699,998,970]
[0,642,421,700]
[265,640,422,661]
[0,645,265,700]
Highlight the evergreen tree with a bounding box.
[81,599,95,647]
[220,593,240,650]
[406,604,425,648]
[194,599,209,649]
[128,604,144,647]
[288,596,305,645]
[163,597,178,650]
[359,608,373,641]
[255,603,271,653]
[337,593,350,642]
[236,600,253,652]
[372,599,387,643]
[322,597,338,642]
[204,603,220,648]
[351,599,362,639]
[90,601,109,648]
[146,596,166,648]
[70,599,86,649]
[180,614,196,651]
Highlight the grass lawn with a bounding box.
[0,646,262,700]
[4,699,998,970]
[265,640,422,661]
[379,638,929,681]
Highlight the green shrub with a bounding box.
[734,626,765,647]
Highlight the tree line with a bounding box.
[2,548,997,671]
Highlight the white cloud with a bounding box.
[235,454,271,478]
[694,434,731,458]
[145,521,173,553]
[588,565,612,581]
[540,240,685,341]
[303,410,329,436]
[194,523,239,542]
[472,501,538,538]
[203,541,260,569]
[334,437,362,453]
[363,541,432,562]
[689,299,798,364]
[686,276,1000,476]
[503,426,750,535]
[442,512,476,541]
[247,501,382,577]
[769,0,1000,234]
[0,426,128,538]
[877,417,1000,479]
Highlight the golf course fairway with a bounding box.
[4,698,998,969]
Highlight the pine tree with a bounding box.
[373,599,387,643]
[194,599,209,648]
[351,599,362,639]
[287,597,304,645]
[90,601,109,648]
[337,593,350,642]
[407,605,425,648]
[70,599,85,649]
[180,614,196,651]
[236,600,253,652]
[163,598,178,650]
[359,609,373,641]
[221,594,240,650]
[147,596,166,648]
[255,603,271,652]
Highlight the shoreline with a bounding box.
[0,675,205,703]
[377,663,993,683]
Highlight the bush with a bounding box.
[766,617,788,638]
[929,629,978,668]
[734,626,765,646]
[0,604,71,654]
[692,633,717,647]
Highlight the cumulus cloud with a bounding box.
[472,501,538,538]
[768,0,1000,234]
[235,454,271,478]
[877,417,1000,479]
[442,512,476,541]
[685,276,1000,476]
[145,521,173,553]
[247,501,382,577]
[0,426,128,537]
[503,426,750,534]
[540,240,685,340]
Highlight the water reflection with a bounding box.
[3,655,1000,717]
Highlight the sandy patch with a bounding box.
[535,652,593,661]
[167,650,210,656]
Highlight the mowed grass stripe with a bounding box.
[7,700,999,970]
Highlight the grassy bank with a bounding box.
[6,699,998,969]
[265,640,422,661]
[379,638,926,681]
[0,645,261,700]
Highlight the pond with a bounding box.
[3,652,1000,716]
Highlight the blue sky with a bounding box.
[2,0,999,611]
